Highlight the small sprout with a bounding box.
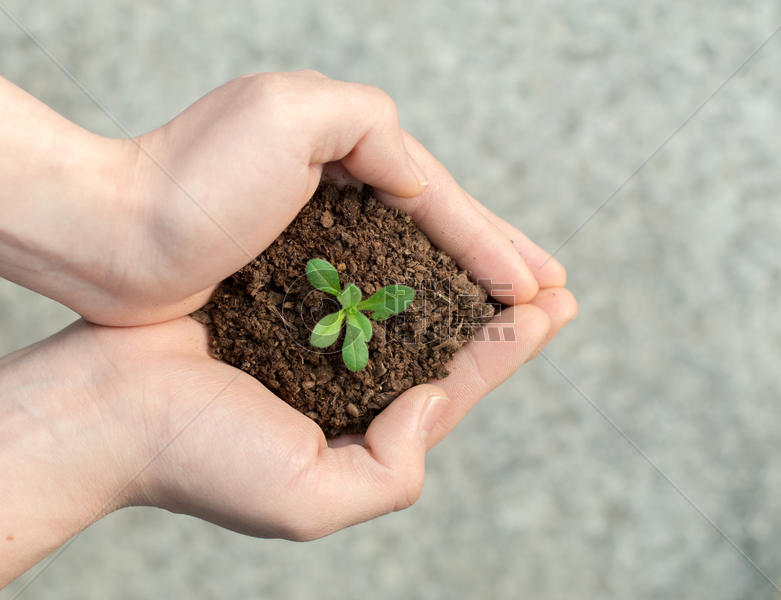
[341,320,369,372]
[305,258,414,372]
[338,283,362,309]
[358,285,415,321]
[310,311,344,348]
[306,258,341,296]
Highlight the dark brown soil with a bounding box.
[193,183,495,437]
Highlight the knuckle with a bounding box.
[362,84,399,123]
[394,465,425,512]
[276,484,331,542]
[277,514,325,542]
[247,72,290,102]
[296,68,327,79]
[360,158,398,186]
[237,73,300,137]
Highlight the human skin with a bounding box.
[0,71,577,586]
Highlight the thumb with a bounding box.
[295,77,429,198]
[308,384,449,536]
[364,383,450,482]
[337,122,430,200]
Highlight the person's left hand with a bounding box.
[3,71,565,326]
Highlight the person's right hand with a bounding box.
[1,265,574,585]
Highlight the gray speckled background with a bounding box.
[2,1,781,598]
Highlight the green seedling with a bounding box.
[306,258,415,372]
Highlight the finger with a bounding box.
[320,141,564,292]
[276,76,427,198]
[426,304,552,448]
[374,133,539,305]
[528,287,578,346]
[293,384,448,538]
[465,193,568,288]
[289,69,328,79]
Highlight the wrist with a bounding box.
[0,323,146,584]
[0,132,135,301]
[0,76,138,315]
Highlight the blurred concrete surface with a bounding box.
[2,1,781,598]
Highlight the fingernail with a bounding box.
[408,153,429,189]
[419,394,449,439]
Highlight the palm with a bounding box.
[70,270,570,539]
[76,317,323,537]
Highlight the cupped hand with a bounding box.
[32,266,573,543]
[36,70,566,325]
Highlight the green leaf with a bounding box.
[346,309,373,342]
[338,283,362,309]
[357,284,415,321]
[342,321,369,371]
[306,259,341,296]
[309,310,344,348]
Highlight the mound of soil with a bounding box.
[193,183,495,437]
